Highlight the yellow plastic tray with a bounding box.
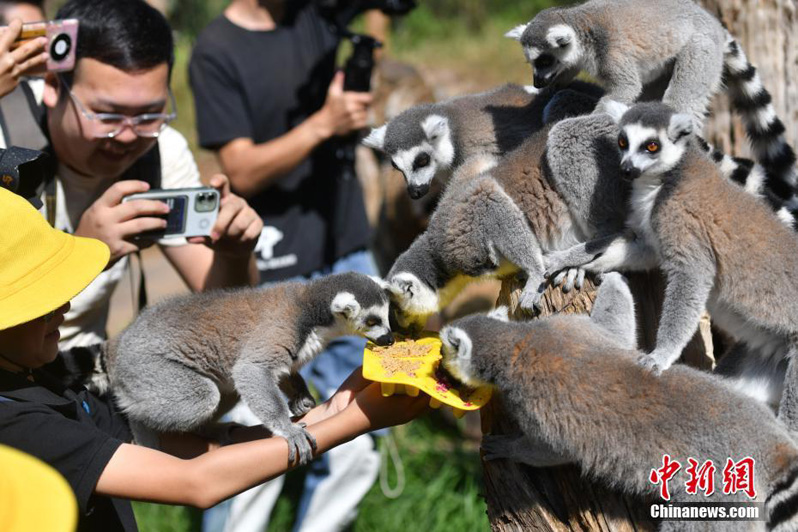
[363,333,492,417]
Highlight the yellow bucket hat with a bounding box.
[0,444,78,532]
[0,188,110,330]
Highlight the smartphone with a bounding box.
[122,187,220,240]
[10,19,79,73]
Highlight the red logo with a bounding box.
[650,454,681,500]
[649,456,756,499]
[722,457,756,499]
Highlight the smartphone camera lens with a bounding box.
[194,191,218,213]
[50,33,72,61]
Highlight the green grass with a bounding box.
[354,414,487,532]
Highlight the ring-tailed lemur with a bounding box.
[440,273,798,532]
[544,101,798,433]
[385,114,627,328]
[106,272,393,465]
[507,0,798,175]
[362,81,603,199]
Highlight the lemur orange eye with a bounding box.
[646,142,660,153]
[618,137,628,149]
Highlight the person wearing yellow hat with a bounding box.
[0,187,428,532]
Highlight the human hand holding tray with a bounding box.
[363,332,492,417]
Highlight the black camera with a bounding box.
[343,34,382,93]
[0,146,52,204]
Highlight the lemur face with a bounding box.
[331,292,394,346]
[363,115,455,200]
[391,145,440,199]
[607,102,694,181]
[393,115,455,199]
[508,20,581,89]
[386,272,439,329]
[439,325,482,387]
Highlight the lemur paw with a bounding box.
[289,394,316,417]
[636,352,670,376]
[482,434,526,462]
[543,251,571,280]
[552,268,584,293]
[519,285,545,312]
[277,422,318,466]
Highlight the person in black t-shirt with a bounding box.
[190,0,373,283]
[189,2,387,530]
[0,187,427,532]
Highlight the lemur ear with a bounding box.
[504,23,528,41]
[396,277,415,297]
[487,306,510,322]
[668,114,694,143]
[362,125,387,150]
[421,115,449,142]
[547,25,574,48]
[331,292,360,319]
[386,276,413,299]
[603,100,629,123]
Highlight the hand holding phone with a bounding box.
[9,19,78,74]
[0,19,47,98]
[122,187,221,241]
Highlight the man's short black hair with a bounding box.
[56,0,174,75]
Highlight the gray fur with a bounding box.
[106,272,392,465]
[512,0,729,132]
[441,273,798,531]
[363,81,602,199]
[386,115,626,327]
[546,102,798,435]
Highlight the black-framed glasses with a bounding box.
[59,75,177,139]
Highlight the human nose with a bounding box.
[112,123,139,143]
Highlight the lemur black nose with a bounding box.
[408,184,430,200]
[620,162,640,181]
[375,333,395,346]
[533,75,549,89]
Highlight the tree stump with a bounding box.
[482,273,712,531]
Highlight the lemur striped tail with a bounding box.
[723,33,798,206]
[766,465,798,531]
[696,137,796,228]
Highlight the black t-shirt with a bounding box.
[189,1,371,282]
[0,368,136,532]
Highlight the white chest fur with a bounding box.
[294,327,337,370]
[628,176,663,253]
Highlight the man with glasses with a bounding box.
[0,0,262,352]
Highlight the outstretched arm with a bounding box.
[96,381,427,509]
